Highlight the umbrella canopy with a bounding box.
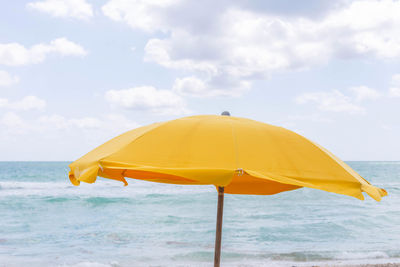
[69,114,386,201]
[69,114,387,266]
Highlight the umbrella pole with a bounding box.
[214,186,224,267]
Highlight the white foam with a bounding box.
[58,262,119,267]
[338,250,389,260]
[60,257,400,267]
[0,180,214,198]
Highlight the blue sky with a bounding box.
[0,0,399,161]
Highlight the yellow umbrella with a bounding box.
[69,113,387,267]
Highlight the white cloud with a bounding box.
[0,38,87,66]
[348,86,381,102]
[381,124,393,131]
[392,74,400,84]
[389,74,400,97]
[322,0,400,58]
[296,86,382,114]
[0,70,19,87]
[0,96,46,111]
[389,87,400,97]
[27,0,93,20]
[38,115,102,129]
[1,112,25,129]
[276,113,332,132]
[105,86,188,115]
[287,114,333,123]
[69,117,102,129]
[0,98,8,107]
[173,76,207,96]
[102,0,180,33]
[1,112,140,138]
[296,90,365,114]
[172,76,250,97]
[104,113,141,130]
[143,36,218,74]
[0,111,142,161]
[37,113,140,133]
[37,114,69,129]
[103,0,400,97]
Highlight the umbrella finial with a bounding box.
[221,111,230,116]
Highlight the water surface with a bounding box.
[0,161,399,266]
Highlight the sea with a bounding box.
[0,161,399,267]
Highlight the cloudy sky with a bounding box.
[1,0,399,161]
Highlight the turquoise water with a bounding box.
[0,161,399,266]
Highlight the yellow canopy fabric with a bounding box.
[69,115,387,201]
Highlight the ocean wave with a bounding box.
[57,252,400,267]
[0,180,215,198]
[59,262,119,267]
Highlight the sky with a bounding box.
[0,0,399,161]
